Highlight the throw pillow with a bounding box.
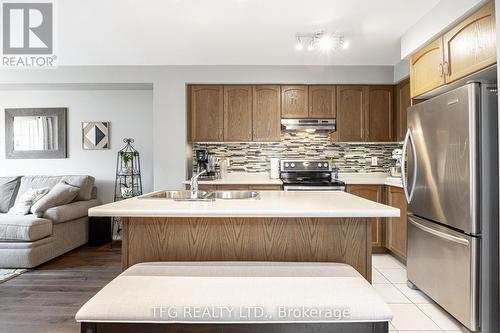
[0,177,20,213]
[31,182,80,217]
[7,187,49,215]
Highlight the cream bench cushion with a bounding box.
[76,262,392,324]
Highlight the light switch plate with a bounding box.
[371,156,378,166]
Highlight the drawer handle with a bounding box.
[409,218,469,246]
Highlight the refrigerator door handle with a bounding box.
[409,218,470,246]
[402,129,417,203]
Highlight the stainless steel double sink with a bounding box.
[139,190,260,201]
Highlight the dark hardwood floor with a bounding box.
[0,245,121,333]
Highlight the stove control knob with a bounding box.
[317,163,322,167]
[323,163,329,168]
[291,163,295,168]
[285,163,290,168]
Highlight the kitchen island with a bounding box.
[89,191,399,281]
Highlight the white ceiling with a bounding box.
[56,0,441,66]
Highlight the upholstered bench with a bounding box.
[76,262,392,333]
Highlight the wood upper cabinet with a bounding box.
[410,2,497,98]
[394,79,410,142]
[347,185,384,248]
[190,85,224,142]
[365,86,393,142]
[336,86,365,142]
[281,85,309,118]
[443,1,496,82]
[252,85,281,141]
[410,38,445,98]
[309,85,336,118]
[386,186,408,261]
[223,86,253,142]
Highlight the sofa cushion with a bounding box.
[8,187,49,215]
[61,176,95,201]
[0,177,21,213]
[16,176,62,203]
[16,175,96,202]
[43,199,100,223]
[0,214,52,241]
[31,182,80,217]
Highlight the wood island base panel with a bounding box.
[121,216,372,281]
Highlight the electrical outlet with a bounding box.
[371,157,378,166]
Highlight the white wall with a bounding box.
[401,0,487,59]
[393,59,410,83]
[0,65,395,191]
[0,88,153,203]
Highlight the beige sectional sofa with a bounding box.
[0,175,100,268]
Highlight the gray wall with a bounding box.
[0,65,395,191]
[0,88,153,203]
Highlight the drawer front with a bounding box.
[407,215,479,331]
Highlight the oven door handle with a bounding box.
[284,186,345,191]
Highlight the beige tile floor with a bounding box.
[372,254,465,332]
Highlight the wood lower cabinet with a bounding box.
[443,1,496,83]
[309,85,336,118]
[394,79,410,142]
[252,85,281,141]
[190,85,224,141]
[347,185,384,248]
[223,86,253,142]
[385,186,408,261]
[365,86,393,142]
[335,86,365,142]
[281,85,309,118]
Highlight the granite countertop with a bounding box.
[89,191,400,218]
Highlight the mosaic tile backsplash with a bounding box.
[192,132,402,173]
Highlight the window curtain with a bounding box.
[37,116,55,150]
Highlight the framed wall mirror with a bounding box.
[5,108,67,159]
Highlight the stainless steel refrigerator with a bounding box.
[404,82,499,332]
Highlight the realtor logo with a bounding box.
[2,1,56,67]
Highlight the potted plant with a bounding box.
[121,152,133,175]
[120,182,133,198]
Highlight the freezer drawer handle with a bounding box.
[409,218,469,246]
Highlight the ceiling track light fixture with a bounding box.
[295,31,348,52]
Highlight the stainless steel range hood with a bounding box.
[281,118,336,132]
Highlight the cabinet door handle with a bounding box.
[443,61,450,76]
[438,63,444,77]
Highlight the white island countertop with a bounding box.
[89,191,400,218]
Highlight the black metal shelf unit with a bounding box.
[112,138,143,241]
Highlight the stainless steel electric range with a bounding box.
[280,159,345,191]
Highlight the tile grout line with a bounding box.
[373,255,454,332]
